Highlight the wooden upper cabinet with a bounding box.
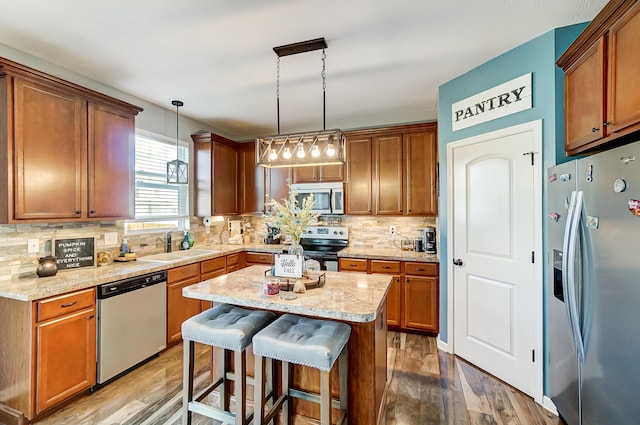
[193,133,239,215]
[374,134,403,215]
[291,164,344,183]
[564,38,606,153]
[404,129,438,215]
[238,142,265,214]
[214,142,238,214]
[558,0,640,155]
[266,167,291,205]
[607,1,640,136]
[345,123,437,216]
[11,77,86,221]
[0,57,142,223]
[87,102,135,219]
[345,136,373,215]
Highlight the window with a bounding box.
[125,132,189,232]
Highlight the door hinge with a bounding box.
[531,251,535,263]
[523,151,535,165]
[532,349,535,362]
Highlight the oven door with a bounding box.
[303,252,339,271]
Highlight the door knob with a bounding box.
[453,258,463,266]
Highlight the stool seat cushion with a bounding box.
[182,304,275,351]
[252,314,351,372]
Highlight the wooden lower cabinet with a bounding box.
[34,288,97,415]
[370,260,401,327]
[339,257,438,333]
[386,276,402,327]
[166,264,202,346]
[245,252,274,265]
[402,262,439,333]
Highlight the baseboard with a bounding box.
[542,396,558,414]
[0,403,24,425]
[437,335,450,353]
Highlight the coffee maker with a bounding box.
[424,226,437,254]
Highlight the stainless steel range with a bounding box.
[299,226,348,271]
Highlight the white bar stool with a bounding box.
[182,304,275,425]
[252,314,350,425]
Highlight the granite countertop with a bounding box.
[183,265,392,323]
[338,247,439,263]
[0,242,436,302]
[0,243,286,302]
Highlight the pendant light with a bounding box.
[256,37,345,168]
[166,100,188,184]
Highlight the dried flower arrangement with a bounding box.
[265,190,319,244]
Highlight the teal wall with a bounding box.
[437,23,587,394]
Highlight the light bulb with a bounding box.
[296,146,305,158]
[326,143,336,157]
[311,145,320,157]
[269,149,277,161]
[283,147,292,159]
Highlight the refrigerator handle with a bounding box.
[562,191,580,356]
[566,191,586,362]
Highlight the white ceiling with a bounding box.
[0,0,608,140]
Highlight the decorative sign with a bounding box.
[274,253,303,278]
[452,73,532,131]
[53,237,96,270]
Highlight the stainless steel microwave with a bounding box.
[290,182,344,215]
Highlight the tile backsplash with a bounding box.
[0,215,437,280]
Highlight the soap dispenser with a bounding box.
[181,231,190,250]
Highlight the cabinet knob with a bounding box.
[90,210,96,214]
[592,127,599,133]
[453,258,464,266]
[603,121,610,126]
[76,210,81,214]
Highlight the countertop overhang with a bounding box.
[183,265,392,323]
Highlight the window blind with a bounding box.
[134,135,189,219]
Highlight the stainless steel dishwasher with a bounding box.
[97,270,167,384]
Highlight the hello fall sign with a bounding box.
[274,254,304,278]
[452,73,532,131]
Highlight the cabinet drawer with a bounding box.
[339,258,368,272]
[201,256,226,275]
[37,288,96,322]
[168,263,200,282]
[246,252,273,264]
[370,260,401,274]
[226,253,240,266]
[405,262,438,276]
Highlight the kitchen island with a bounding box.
[183,265,392,425]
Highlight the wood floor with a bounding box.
[34,332,561,425]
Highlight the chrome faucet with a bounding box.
[166,228,178,252]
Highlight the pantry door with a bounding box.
[448,120,542,400]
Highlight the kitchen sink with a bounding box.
[138,249,221,263]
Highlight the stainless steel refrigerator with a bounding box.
[548,141,640,425]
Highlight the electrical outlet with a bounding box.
[104,232,118,246]
[389,225,396,236]
[27,239,39,254]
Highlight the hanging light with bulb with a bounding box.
[256,38,345,168]
[166,100,188,184]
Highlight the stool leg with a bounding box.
[182,340,195,425]
[282,361,290,425]
[254,354,265,425]
[267,358,276,423]
[221,348,229,412]
[235,349,247,425]
[339,346,349,424]
[320,369,331,425]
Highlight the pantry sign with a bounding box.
[452,73,532,131]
